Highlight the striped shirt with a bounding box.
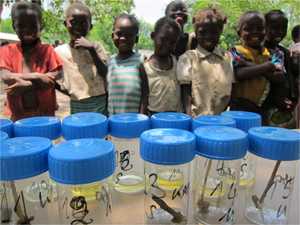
[108,52,143,115]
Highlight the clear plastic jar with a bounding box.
[245,127,300,225]
[14,116,62,144]
[140,128,195,224]
[0,118,13,138]
[151,112,192,130]
[109,113,150,194]
[48,138,115,225]
[62,112,108,140]
[221,111,262,188]
[14,116,63,204]
[0,137,53,224]
[61,113,109,201]
[192,126,248,225]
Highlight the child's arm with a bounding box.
[235,62,285,83]
[177,52,194,116]
[139,63,149,115]
[74,37,108,79]
[0,69,61,95]
[181,84,192,115]
[235,61,275,81]
[1,69,60,85]
[54,82,71,97]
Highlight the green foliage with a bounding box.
[42,0,67,44]
[0,18,13,33]
[192,0,300,49]
[137,19,153,50]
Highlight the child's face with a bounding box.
[112,18,138,54]
[240,16,265,49]
[65,9,91,39]
[195,20,223,52]
[166,3,188,29]
[266,15,287,45]
[13,11,41,45]
[152,25,179,57]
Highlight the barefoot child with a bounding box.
[0,1,62,121]
[108,14,148,115]
[144,17,181,114]
[55,2,109,115]
[230,11,285,124]
[177,8,233,117]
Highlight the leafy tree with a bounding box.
[0,18,13,33]
[137,19,153,50]
[192,0,300,49]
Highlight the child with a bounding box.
[177,8,233,117]
[165,0,197,57]
[55,2,109,115]
[0,1,62,121]
[290,25,300,85]
[290,25,300,128]
[144,17,181,114]
[264,10,297,128]
[108,14,148,115]
[230,11,285,124]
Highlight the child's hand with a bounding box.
[5,77,32,96]
[277,97,296,112]
[74,37,94,50]
[36,73,56,89]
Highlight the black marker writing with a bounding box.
[69,196,93,225]
[119,150,133,171]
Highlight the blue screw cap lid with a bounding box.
[249,127,300,161]
[49,139,115,185]
[192,115,236,130]
[221,111,262,132]
[62,113,108,140]
[0,131,8,141]
[140,128,196,165]
[0,137,51,181]
[194,126,248,160]
[0,119,13,138]
[151,112,191,130]
[109,113,150,138]
[14,116,61,140]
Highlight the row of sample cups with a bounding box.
[1,112,299,225]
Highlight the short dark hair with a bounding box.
[65,2,92,22]
[237,11,265,36]
[113,13,139,34]
[265,10,288,26]
[165,0,187,16]
[193,7,227,30]
[11,1,42,25]
[292,25,300,42]
[154,17,181,34]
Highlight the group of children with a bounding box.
[0,1,299,128]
